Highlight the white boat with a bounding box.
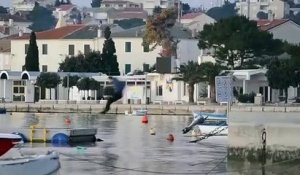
[125,109,148,116]
[192,112,228,136]
[0,133,60,175]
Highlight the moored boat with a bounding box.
[0,133,60,175]
[192,112,228,136]
[125,109,148,116]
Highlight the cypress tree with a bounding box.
[102,26,120,76]
[91,0,102,8]
[25,32,39,71]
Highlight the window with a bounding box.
[143,44,149,52]
[84,44,90,55]
[118,4,123,7]
[42,44,48,55]
[25,44,29,54]
[68,45,75,55]
[42,65,47,72]
[156,85,163,96]
[105,4,110,7]
[13,80,26,102]
[125,64,131,74]
[143,64,149,72]
[125,42,131,52]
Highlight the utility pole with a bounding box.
[177,0,181,23]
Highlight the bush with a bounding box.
[237,92,255,103]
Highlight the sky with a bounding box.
[0,0,228,9]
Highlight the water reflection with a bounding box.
[1,113,300,174]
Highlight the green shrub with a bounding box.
[237,92,255,103]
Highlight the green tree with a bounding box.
[172,61,202,103]
[36,72,61,99]
[25,32,39,71]
[102,26,120,76]
[143,8,178,58]
[0,6,8,14]
[91,0,102,7]
[76,77,90,91]
[206,1,237,21]
[153,6,162,16]
[114,18,145,29]
[198,62,223,102]
[181,3,190,15]
[257,11,268,19]
[62,75,80,87]
[59,51,104,72]
[29,2,56,32]
[198,16,283,69]
[266,58,296,103]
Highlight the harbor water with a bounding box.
[0,112,299,175]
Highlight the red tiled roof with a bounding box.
[14,25,85,40]
[257,19,289,31]
[181,12,203,20]
[57,4,76,11]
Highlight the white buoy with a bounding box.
[150,128,156,135]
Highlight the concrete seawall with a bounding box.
[228,111,300,162]
[1,103,300,114]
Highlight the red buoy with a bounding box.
[65,118,71,125]
[167,134,174,142]
[142,115,148,124]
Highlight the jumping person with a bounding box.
[101,77,126,114]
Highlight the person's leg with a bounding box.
[101,93,122,114]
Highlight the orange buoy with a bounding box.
[65,118,71,125]
[142,115,148,124]
[167,134,174,142]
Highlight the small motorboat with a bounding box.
[0,133,60,175]
[125,109,148,116]
[183,112,228,136]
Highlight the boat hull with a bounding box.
[0,151,60,175]
[197,125,228,136]
[193,112,228,136]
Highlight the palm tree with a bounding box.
[173,61,202,103]
[198,62,223,102]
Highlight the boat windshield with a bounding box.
[201,120,227,126]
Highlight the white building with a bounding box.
[101,0,142,9]
[102,0,178,15]
[236,0,290,20]
[257,19,300,45]
[180,12,216,33]
[10,24,200,75]
[12,0,55,12]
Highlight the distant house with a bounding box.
[257,19,300,45]
[83,8,112,24]
[101,0,142,9]
[180,12,215,33]
[107,8,148,24]
[0,15,32,38]
[10,24,200,75]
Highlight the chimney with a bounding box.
[8,19,13,26]
[268,10,274,21]
[192,29,197,38]
[18,29,23,37]
[97,28,102,38]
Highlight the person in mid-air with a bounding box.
[101,77,126,114]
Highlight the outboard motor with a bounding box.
[182,115,206,134]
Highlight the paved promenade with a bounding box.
[1,102,300,114]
